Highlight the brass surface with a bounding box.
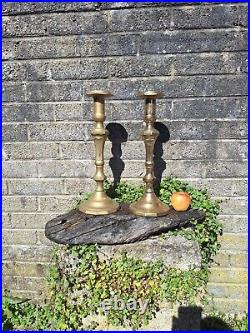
[78,91,119,215]
[129,91,170,217]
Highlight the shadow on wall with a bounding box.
[172,306,233,331]
[106,123,128,197]
[106,122,170,195]
[154,122,170,194]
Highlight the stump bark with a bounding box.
[45,205,205,245]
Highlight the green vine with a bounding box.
[78,177,223,268]
[2,178,232,331]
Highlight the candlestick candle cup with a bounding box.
[78,90,119,215]
[129,91,170,217]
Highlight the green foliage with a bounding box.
[46,246,210,329]
[109,181,144,203]
[2,293,42,330]
[2,178,227,330]
[159,177,223,267]
[201,311,248,331]
[2,246,209,330]
[76,178,223,267]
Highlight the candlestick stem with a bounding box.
[79,91,119,215]
[129,91,170,217]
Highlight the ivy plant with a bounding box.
[2,178,228,330]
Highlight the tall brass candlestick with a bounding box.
[129,91,170,217]
[79,90,119,215]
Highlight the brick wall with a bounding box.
[2,2,248,313]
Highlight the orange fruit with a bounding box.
[171,192,191,211]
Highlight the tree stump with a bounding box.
[45,205,205,245]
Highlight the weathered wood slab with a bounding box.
[45,205,205,245]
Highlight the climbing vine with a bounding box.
[3,178,228,331]
[77,177,223,267]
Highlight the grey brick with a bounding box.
[4,290,43,301]
[237,52,248,73]
[2,245,51,263]
[3,261,47,278]
[119,141,156,160]
[2,61,28,81]
[9,179,64,195]
[48,58,109,80]
[109,55,173,78]
[140,30,247,55]
[214,251,248,268]
[3,161,38,178]
[3,124,28,142]
[2,2,196,15]
[166,140,247,161]
[3,229,37,246]
[205,75,247,97]
[172,4,248,29]
[218,197,248,215]
[172,53,238,75]
[172,97,247,119]
[28,123,92,141]
[186,178,247,197]
[3,60,48,81]
[144,160,247,179]
[207,283,247,300]
[121,160,207,178]
[123,120,247,141]
[2,83,26,102]
[3,12,108,37]
[3,36,79,60]
[24,61,49,81]
[61,142,96,159]
[3,142,59,160]
[238,4,248,28]
[3,102,86,123]
[183,178,247,198]
[53,103,87,121]
[37,160,94,178]
[85,77,204,99]
[39,195,78,212]
[3,276,46,293]
[219,234,248,252]
[219,216,248,233]
[64,178,95,195]
[37,230,54,246]
[47,12,108,35]
[206,161,247,178]
[85,75,246,100]
[10,213,58,229]
[3,196,38,212]
[168,120,247,140]
[108,100,171,120]
[3,14,48,37]
[2,214,11,228]
[108,101,144,120]
[26,82,83,102]
[109,8,171,32]
[85,3,203,10]
[79,34,138,57]
[2,181,9,195]
[2,2,99,15]
[2,103,54,122]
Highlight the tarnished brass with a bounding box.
[129,91,170,217]
[79,90,119,215]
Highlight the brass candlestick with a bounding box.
[129,91,170,217]
[79,90,119,215]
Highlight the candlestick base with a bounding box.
[79,192,119,215]
[129,192,170,217]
